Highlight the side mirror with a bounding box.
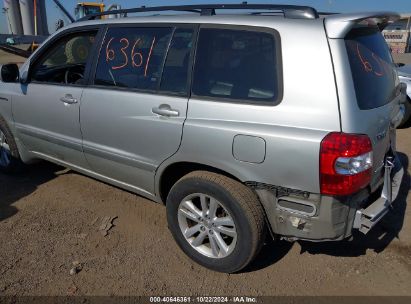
[20,70,29,84]
[0,64,19,83]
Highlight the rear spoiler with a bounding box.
[324,12,400,38]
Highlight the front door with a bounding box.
[80,25,196,194]
[12,29,99,168]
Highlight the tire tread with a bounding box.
[176,171,266,270]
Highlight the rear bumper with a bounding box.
[254,154,404,241]
[352,155,404,234]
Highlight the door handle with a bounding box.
[152,104,179,117]
[60,94,78,105]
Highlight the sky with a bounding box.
[1,0,411,35]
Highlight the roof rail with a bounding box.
[77,3,319,22]
[318,12,339,16]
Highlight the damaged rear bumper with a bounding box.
[253,154,404,241]
[353,155,404,234]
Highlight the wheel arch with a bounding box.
[156,161,243,204]
[0,113,36,164]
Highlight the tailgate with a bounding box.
[340,27,403,191]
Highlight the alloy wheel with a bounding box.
[178,193,237,259]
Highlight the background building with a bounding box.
[383,14,411,53]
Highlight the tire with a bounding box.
[65,37,92,64]
[398,97,411,129]
[0,117,24,174]
[166,171,266,273]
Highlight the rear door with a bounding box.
[80,25,196,194]
[340,27,402,191]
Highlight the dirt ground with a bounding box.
[0,49,26,66]
[393,53,411,65]
[0,131,409,297]
[0,51,410,297]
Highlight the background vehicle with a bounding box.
[74,2,122,20]
[75,2,105,20]
[0,4,407,273]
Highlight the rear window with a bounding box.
[345,27,397,110]
[192,27,281,104]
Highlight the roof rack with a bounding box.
[318,12,339,16]
[78,3,319,22]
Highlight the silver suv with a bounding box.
[0,4,407,273]
[397,64,411,127]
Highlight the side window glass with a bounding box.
[160,28,194,95]
[31,31,97,84]
[94,27,173,91]
[192,28,280,103]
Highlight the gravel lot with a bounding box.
[0,51,410,297]
[0,130,409,297]
[393,53,411,65]
[0,49,26,66]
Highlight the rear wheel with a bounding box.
[166,171,266,273]
[0,118,24,174]
[398,97,411,128]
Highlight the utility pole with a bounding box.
[2,7,14,35]
[407,16,411,52]
[34,0,37,36]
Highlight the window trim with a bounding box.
[191,24,283,106]
[158,26,200,96]
[28,25,105,88]
[89,23,199,98]
[27,22,283,104]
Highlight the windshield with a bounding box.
[345,27,398,110]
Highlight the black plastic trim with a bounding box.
[78,3,319,21]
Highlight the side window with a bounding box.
[94,27,173,91]
[160,28,194,95]
[31,31,97,84]
[192,28,281,103]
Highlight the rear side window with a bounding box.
[345,27,397,109]
[94,27,173,91]
[192,27,281,104]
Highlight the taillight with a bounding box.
[320,132,373,196]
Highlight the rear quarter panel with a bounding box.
[157,19,341,194]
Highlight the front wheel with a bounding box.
[0,117,24,173]
[166,171,266,273]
